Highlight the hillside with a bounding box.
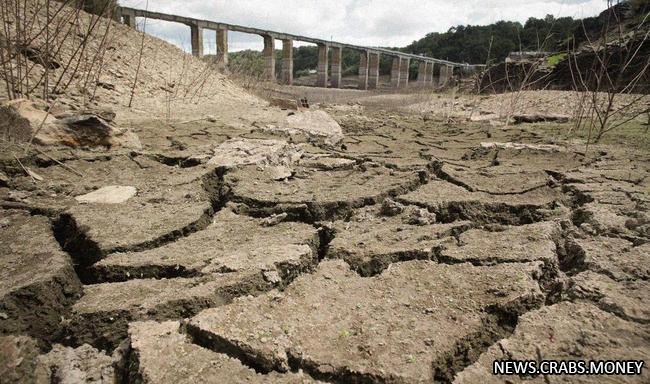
[0,0,266,125]
[404,0,649,64]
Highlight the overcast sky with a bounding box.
[120,0,609,54]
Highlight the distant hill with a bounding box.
[404,0,648,65]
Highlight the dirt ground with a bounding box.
[2,85,649,382]
[1,4,649,383]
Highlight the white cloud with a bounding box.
[120,0,607,54]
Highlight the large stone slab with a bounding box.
[128,321,320,383]
[567,271,649,324]
[91,209,319,282]
[0,98,141,149]
[398,179,564,225]
[68,271,270,351]
[75,185,137,204]
[188,260,545,383]
[284,110,344,146]
[0,210,82,345]
[226,164,425,221]
[327,205,472,275]
[454,302,650,384]
[439,221,561,265]
[208,138,303,167]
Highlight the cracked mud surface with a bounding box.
[1,106,648,383]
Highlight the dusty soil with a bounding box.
[1,3,649,383]
[2,94,648,382]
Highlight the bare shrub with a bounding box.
[0,0,115,103]
[569,1,649,147]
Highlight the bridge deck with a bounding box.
[118,6,472,67]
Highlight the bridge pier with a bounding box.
[263,35,276,81]
[368,52,380,89]
[330,46,342,89]
[358,51,369,90]
[439,64,453,87]
[426,62,434,85]
[216,27,228,67]
[190,24,203,58]
[316,44,329,88]
[121,8,136,28]
[281,39,293,85]
[417,62,427,86]
[400,57,410,88]
[390,57,401,88]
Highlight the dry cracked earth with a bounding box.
[1,106,649,383]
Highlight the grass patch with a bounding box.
[534,119,650,150]
[546,53,568,67]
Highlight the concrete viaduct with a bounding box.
[116,6,479,90]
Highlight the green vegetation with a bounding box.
[405,15,601,65]
[546,53,568,67]
[406,1,648,64]
[76,0,117,16]
[536,120,650,150]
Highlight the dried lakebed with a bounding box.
[1,109,648,383]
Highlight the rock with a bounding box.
[187,260,545,383]
[208,138,303,167]
[52,114,141,149]
[0,210,82,346]
[36,344,116,383]
[511,114,570,124]
[260,212,289,226]
[81,107,116,122]
[75,185,137,204]
[96,81,116,91]
[270,97,299,110]
[299,155,356,170]
[267,165,294,181]
[0,335,43,383]
[454,302,650,383]
[0,99,141,149]
[18,45,61,69]
[274,110,344,146]
[0,171,8,187]
[0,99,55,142]
[403,206,437,225]
[469,113,500,122]
[380,197,405,216]
[0,336,117,383]
[480,141,562,152]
